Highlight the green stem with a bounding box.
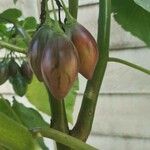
[51,0,59,25]
[108,57,150,75]
[0,41,26,54]
[71,0,111,141]
[47,89,70,150]
[60,0,74,20]
[69,0,78,19]
[30,127,97,150]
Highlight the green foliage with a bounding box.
[134,0,150,12]
[26,76,50,115]
[0,112,35,150]
[0,97,49,149]
[0,8,37,50]
[23,17,37,30]
[112,0,150,46]
[64,78,79,123]
[12,99,49,128]
[0,98,21,123]
[0,8,22,23]
[12,99,49,150]
[26,76,79,123]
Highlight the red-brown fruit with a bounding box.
[41,34,79,99]
[67,23,99,80]
[28,25,53,81]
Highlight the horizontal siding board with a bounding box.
[74,94,150,138]
[87,135,150,150]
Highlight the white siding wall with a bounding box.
[0,1,150,150]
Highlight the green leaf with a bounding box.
[134,0,150,12]
[0,145,8,150]
[12,99,49,150]
[10,36,27,49]
[26,76,79,123]
[0,97,21,123]
[26,76,50,115]
[0,112,34,150]
[12,99,49,128]
[23,17,37,30]
[0,8,22,23]
[0,24,7,37]
[112,0,150,46]
[64,78,79,123]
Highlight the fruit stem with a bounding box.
[68,0,79,19]
[60,0,75,21]
[51,0,59,25]
[108,57,150,75]
[30,127,97,150]
[51,0,64,34]
[70,0,111,141]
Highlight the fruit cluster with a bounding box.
[28,1,99,100]
[0,57,33,96]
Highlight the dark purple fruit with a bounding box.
[41,34,79,99]
[9,58,19,77]
[66,23,99,80]
[9,72,28,97]
[28,25,53,81]
[20,61,33,84]
[0,60,9,85]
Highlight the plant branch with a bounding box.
[0,40,26,54]
[108,57,150,75]
[30,127,97,150]
[68,0,79,19]
[71,0,111,141]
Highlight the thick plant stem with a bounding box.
[71,0,111,141]
[0,41,26,54]
[30,127,97,150]
[69,0,79,18]
[108,57,150,75]
[47,89,70,150]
